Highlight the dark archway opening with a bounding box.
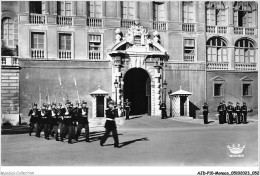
[123,68,151,115]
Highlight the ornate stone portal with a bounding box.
[109,22,168,116]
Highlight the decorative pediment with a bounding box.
[240,76,253,81]
[211,75,225,82]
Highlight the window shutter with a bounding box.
[234,11,238,26]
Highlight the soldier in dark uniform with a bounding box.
[124,99,131,120]
[49,102,60,141]
[75,100,89,142]
[241,102,248,124]
[60,100,74,144]
[72,102,79,141]
[235,102,241,124]
[202,102,209,124]
[28,103,40,136]
[56,103,64,140]
[227,102,234,124]
[39,103,50,140]
[217,102,224,124]
[222,101,227,123]
[160,102,167,119]
[100,101,120,148]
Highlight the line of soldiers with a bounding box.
[28,100,90,144]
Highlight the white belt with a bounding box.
[106,118,115,121]
[42,116,47,119]
[64,116,72,119]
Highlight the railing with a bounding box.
[234,27,256,35]
[121,19,135,28]
[182,23,196,32]
[1,56,19,66]
[206,26,227,34]
[184,54,195,62]
[57,16,73,25]
[31,49,44,58]
[58,50,72,59]
[153,21,167,31]
[235,63,256,70]
[87,17,103,27]
[29,14,46,24]
[89,51,101,60]
[207,62,229,70]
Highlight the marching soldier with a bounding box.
[39,103,50,140]
[72,102,79,141]
[100,101,120,148]
[60,100,74,144]
[75,100,90,142]
[241,102,248,124]
[222,101,227,123]
[124,99,131,120]
[202,102,209,124]
[28,103,40,136]
[56,103,64,140]
[227,102,234,124]
[160,102,167,119]
[235,102,241,124]
[217,102,224,124]
[49,102,59,141]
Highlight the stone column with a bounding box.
[187,96,190,116]
[134,1,139,20]
[102,1,106,18]
[229,47,235,70]
[165,1,170,21]
[72,1,77,16]
[179,1,182,22]
[154,67,161,116]
[92,96,96,119]
[117,1,122,19]
[228,2,234,34]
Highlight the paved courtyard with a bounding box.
[1,115,258,166]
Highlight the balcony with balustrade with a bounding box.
[234,27,256,35]
[29,14,46,24]
[87,17,103,27]
[1,56,19,67]
[31,49,45,59]
[206,26,228,34]
[184,54,195,62]
[57,16,73,26]
[89,51,101,60]
[153,21,167,31]
[207,62,229,70]
[182,23,196,32]
[121,19,136,28]
[58,50,72,59]
[235,62,257,71]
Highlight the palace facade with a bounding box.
[1,1,258,124]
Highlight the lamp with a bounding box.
[114,79,118,105]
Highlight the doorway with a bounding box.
[123,68,151,115]
[96,96,104,117]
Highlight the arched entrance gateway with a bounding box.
[108,22,168,116]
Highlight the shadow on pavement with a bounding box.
[77,131,123,143]
[1,125,30,135]
[129,116,142,120]
[119,137,149,148]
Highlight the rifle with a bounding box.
[74,77,80,103]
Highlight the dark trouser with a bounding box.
[35,123,41,137]
[101,127,119,146]
[125,110,129,120]
[76,123,89,141]
[203,112,208,124]
[60,124,73,143]
[223,111,227,123]
[161,109,167,119]
[236,112,241,124]
[52,124,59,140]
[49,124,54,136]
[29,122,37,136]
[39,123,49,139]
[219,112,223,124]
[242,112,247,124]
[227,112,233,124]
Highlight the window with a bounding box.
[154,2,165,21]
[59,33,71,50]
[30,1,43,14]
[206,1,227,26]
[242,83,251,96]
[184,39,195,62]
[207,37,227,62]
[235,39,255,63]
[89,34,101,60]
[31,32,44,49]
[183,2,195,23]
[234,2,256,27]
[1,18,14,47]
[89,1,102,18]
[214,83,223,96]
[122,2,134,19]
[57,1,72,16]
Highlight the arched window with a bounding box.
[207,37,228,62]
[183,2,195,23]
[1,17,14,47]
[234,1,256,27]
[206,1,227,26]
[235,39,255,63]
